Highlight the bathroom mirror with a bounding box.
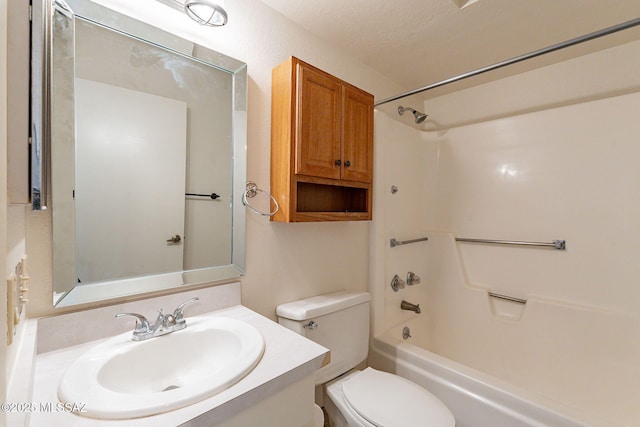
[32,0,247,307]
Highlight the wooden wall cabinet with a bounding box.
[271,57,374,222]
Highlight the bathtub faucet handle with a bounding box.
[407,272,421,286]
[391,274,406,292]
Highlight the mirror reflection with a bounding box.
[45,0,247,307]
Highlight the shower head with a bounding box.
[398,106,428,124]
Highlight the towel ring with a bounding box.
[242,181,279,217]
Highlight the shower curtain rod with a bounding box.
[375,17,640,106]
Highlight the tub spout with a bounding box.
[400,300,421,314]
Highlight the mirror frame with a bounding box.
[31,0,247,307]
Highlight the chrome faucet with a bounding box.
[116,297,199,341]
[400,300,421,314]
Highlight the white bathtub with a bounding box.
[369,318,605,427]
[370,232,640,426]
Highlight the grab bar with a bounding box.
[488,291,527,304]
[455,238,566,250]
[390,237,429,248]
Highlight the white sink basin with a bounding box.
[58,315,265,419]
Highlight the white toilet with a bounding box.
[277,291,455,427]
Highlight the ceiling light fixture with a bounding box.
[184,0,228,26]
[156,0,228,27]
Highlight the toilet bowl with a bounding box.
[276,291,455,427]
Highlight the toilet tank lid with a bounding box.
[276,291,371,321]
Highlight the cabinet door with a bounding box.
[342,85,374,183]
[296,63,342,179]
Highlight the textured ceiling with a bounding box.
[259,0,640,91]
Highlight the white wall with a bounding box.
[26,0,404,318]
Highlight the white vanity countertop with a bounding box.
[29,305,328,426]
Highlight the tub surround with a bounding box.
[372,84,640,424]
[21,282,328,426]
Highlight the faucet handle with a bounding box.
[407,272,421,286]
[391,274,406,292]
[173,297,199,321]
[115,312,151,333]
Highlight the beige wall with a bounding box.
[4,1,33,416]
[1,0,10,424]
[25,0,404,319]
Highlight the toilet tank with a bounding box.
[276,291,371,385]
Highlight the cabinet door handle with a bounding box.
[335,159,342,166]
[344,160,351,167]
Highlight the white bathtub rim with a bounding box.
[370,335,618,427]
[390,353,559,427]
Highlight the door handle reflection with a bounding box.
[166,235,182,244]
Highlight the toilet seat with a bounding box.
[339,368,455,427]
